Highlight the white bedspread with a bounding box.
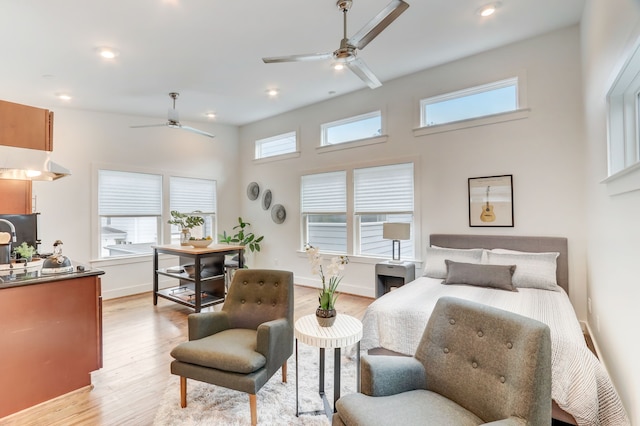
[360,277,630,426]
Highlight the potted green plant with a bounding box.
[168,210,205,245]
[13,242,36,261]
[304,244,349,327]
[218,217,264,253]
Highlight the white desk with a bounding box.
[294,313,363,419]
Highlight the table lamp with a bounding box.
[382,222,410,263]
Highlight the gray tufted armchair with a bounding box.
[170,269,294,426]
[333,296,552,426]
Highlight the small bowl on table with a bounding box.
[189,239,213,248]
[183,263,205,277]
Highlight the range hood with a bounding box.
[0,146,70,181]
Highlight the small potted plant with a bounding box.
[13,242,36,261]
[168,210,205,245]
[305,244,349,327]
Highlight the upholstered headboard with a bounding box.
[429,234,569,294]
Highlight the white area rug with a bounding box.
[153,343,357,426]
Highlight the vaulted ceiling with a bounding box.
[1,0,584,126]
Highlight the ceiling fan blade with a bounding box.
[262,53,333,63]
[180,125,216,139]
[130,123,168,129]
[348,0,409,50]
[346,57,382,89]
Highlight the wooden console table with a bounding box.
[152,244,244,312]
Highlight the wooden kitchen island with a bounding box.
[152,243,244,312]
[0,268,104,419]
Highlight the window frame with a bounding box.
[320,110,383,147]
[254,130,298,160]
[300,160,417,261]
[420,77,519,128]
[602,38,640,195]
[414,75,529,137]
[91,163,218,262]
[97,169,163,259]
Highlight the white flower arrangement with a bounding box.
[305,244,349,311]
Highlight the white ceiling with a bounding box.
[1,0,585,127]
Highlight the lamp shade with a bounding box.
[382,222,410,240]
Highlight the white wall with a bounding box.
[239,26,589,316]
[581,0,640,422]
[32,108,240,299]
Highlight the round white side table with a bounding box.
[294,313,363,419]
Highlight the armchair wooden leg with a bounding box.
[282,360,287,383]
[180,376,187,408]
[249,394,257,426]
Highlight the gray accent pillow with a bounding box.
[443,260,517,291]
[423,247,485,279]
[486,250,560,291]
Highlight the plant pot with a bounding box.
[316,308,337,327]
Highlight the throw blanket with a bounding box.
[361,277,630,426]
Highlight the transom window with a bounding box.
[255,131,297,159]
[420,78,518,127]
[321,111,382,146]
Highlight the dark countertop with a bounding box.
[0,265,104,289]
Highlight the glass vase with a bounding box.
[180,229,191,246]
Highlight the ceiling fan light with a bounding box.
[333,62,345,71]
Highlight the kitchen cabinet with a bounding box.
[0,178,32,213]
[0,273,103,418]
[0,99,53,151]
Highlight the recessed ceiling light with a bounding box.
[95,46,120,59]
[477,2,501,17]
[205,112,216,119]
[55,93,72,101]
[266,88,279,97]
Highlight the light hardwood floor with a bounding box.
[0,286,373,426]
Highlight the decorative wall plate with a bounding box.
[262,189,272,210]
[246,182,260,200]
[271,204,286,224]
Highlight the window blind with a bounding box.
[301,171,346,213]
[98,170,162,216]
[170,176,216,213]
[354,163,414,213]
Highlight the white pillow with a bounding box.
[424,246,485,279]
[486,250,560,291]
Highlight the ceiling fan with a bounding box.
[262,0,409,89]
[130,92,215,139]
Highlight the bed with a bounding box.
[360,234,629,426]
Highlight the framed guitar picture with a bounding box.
[468,175,513,227]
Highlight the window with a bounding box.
[354,163,414,259]
[301,171,347,252]
[321,111,382,146]
[169,176,217,243]
[98,170,162,258]
[255,131,297,159]
[420,78,518,127]
[301,162,415,260]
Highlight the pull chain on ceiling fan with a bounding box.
[262,0,409,89]
[130,92,215,139]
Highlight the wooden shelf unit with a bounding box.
[152,244,245,313]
